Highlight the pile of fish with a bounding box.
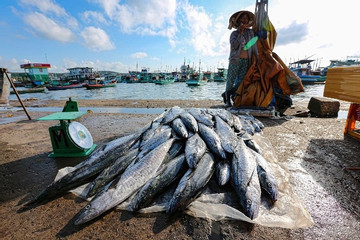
[25,106,278,225]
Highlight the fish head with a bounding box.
[73,199,108,225]
[265,177,278,201]
[242,197,260,220]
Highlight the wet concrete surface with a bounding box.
[0,99,359,239]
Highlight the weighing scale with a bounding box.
[38,98,97,158]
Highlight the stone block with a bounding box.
[282,104,309,117]
[307,97,340,117]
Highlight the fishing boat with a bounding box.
[122,71,139,83]
[213,68,228,82]
[63,67,99,82]
[289,59,326,84]
[85,77,117,89]
[46,80,86,91]
[11,86,46,94]
[203,71,214,82]
[186,72,207,86]
[138,68,153,83]
[321,58,360,76]
[153,74,175,85]
[20,63,51,86]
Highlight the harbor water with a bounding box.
[9,82,326,103]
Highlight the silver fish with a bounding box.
[215,160,230,186]
[132,154,186,210]
[26,132,141,206]
[231,140,261,219]
[239,118,255,135]
[198,123,226,159]
[163,140,185,164]
[232,114,243,133]
[188,108,214,126]
[244,139,263,155]
[207,108,234,127]
[171,118,189,138]
[167,152,215,214]
[140,121,162,147]
[161,106,184,124]
[180,112,198,133]
[238,115,262,133]
[238,114,264,130]
[185,133,207,169]
[251,150,278,201]
[86,148,139,197]
[214,115,237,153]
[140,125,172,152]
[74,138,175,225]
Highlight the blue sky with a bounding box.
[0,0,359,73]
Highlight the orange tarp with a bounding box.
[234,20,304,107]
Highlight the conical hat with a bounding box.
[228,10,255,30]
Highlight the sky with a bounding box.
[0,0,359,74]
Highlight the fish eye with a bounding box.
[85,204,91,210]
[247,199,252,205]
[267,182,272,187]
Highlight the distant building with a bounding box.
[20,63,51,86]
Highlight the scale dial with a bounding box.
[68,121,94,149]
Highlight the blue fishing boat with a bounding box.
[186,72,207,86]
[213,68,228,82]
[203,71,214,82]
[85,77,117,89]
[153,74,175,85]
[20,63,51,86]
[46,80,86,91]
[289,59,326,84]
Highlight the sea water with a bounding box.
[3,83,347,125]
[9,82,325,103]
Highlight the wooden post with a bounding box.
[4,70,32,120]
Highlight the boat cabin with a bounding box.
[20,63,51,86]
[64,67,98,81]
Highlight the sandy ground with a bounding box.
[0,98,359,240]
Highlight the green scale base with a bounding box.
[37,101,97,158]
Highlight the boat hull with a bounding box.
[11,87,46,94]
[186,79,207,86]
[85,83,116,89]
[299,75,326,84]
[46,83,85,90]
[213,77,226,82]
[154,79,175,85]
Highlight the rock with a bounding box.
[282,104,309,117]
[307,97,340,117]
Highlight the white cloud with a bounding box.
[178,1,230,57]
[276,21,308,46]
[181,3,215,56]
[62,58,129,73]
[23,12,76,43]
[269,0,360,66]
[19,0,67,16]
[19,0,78,29]
[81,11,108,25]
[96,0,177,45]
[131,52,148,59]
[80,26,115,51]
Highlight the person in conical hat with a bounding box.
[222,10,258,107]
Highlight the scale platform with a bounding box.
[37,99,97,158]
[38,111,88,121]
